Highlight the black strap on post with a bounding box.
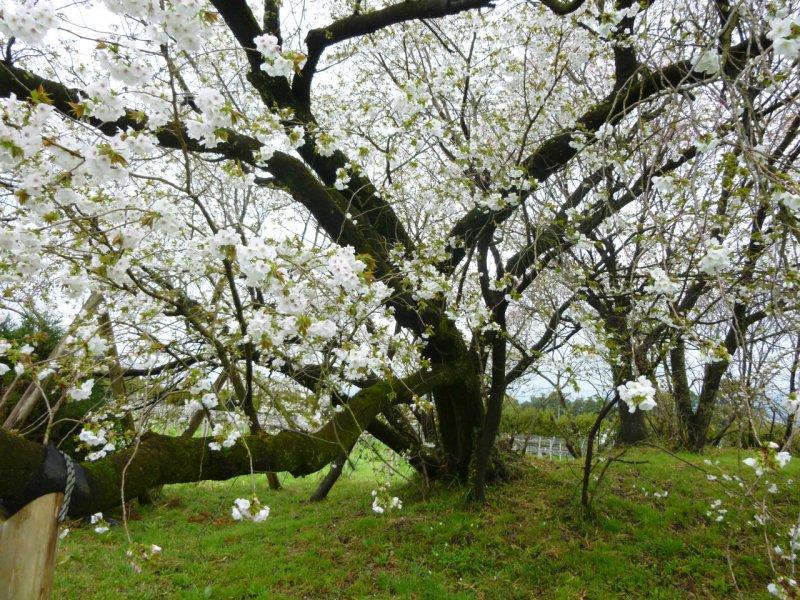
[3,444,89,519]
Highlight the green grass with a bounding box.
[54,448,800,599]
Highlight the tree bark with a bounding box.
[616,401,648,444]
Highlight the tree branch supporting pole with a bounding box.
[0,493,62,600]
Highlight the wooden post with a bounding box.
[0,493,63,600]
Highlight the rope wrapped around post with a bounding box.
[0,443,89,520]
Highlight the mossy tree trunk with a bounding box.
[426,319,485,481]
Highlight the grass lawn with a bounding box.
[54,447,800,599]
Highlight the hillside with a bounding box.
[54,448,799,599]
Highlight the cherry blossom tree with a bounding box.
[0,0,798,517]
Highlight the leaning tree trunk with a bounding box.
[0,368,450,518]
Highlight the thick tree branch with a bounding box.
[0,367,452,518]
[0,61,261,164]
[293,0,494,103]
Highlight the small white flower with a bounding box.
[743,456,764,476]
[230,497,269,523]
[595,122,614,141]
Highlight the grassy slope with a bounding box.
[54,448,800,599]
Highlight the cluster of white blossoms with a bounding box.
[742,443,792,476]
[333,343,385,379]
[208,412,245,451]
[644,268,680,299]
[698,242,732,276]
[90,512,109,534]
[183,392,218,419]
[698,341,732,365]
[773,525,800,562]
[693,49,721,75]
[479,191,508,212]
[651,175,677,194]
[103,0,210,52]
[0,339,15,376]
[767,12,800,60]
[371,483,402,515]
[186,88,233,149]
[706,499,727,523]
[594,122,614,142]
[82,80,127,123]
[784,392,799,416]
[78,425,116,461]
[231,497,270,522]
[97,49,154,87]
[401,259,450,302]
[327,246,368,293]
[253,33,303,79]
[617,376,657,413]
[0,0,58,44]
[768,577,799,599]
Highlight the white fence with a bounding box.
[511,435,582,460]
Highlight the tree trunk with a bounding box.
[617,401,648,444]
[427,319,484,480]
[670,337,696,447]
[472,326,507,503]
[309,452,349,502]
[266,472,281,491]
